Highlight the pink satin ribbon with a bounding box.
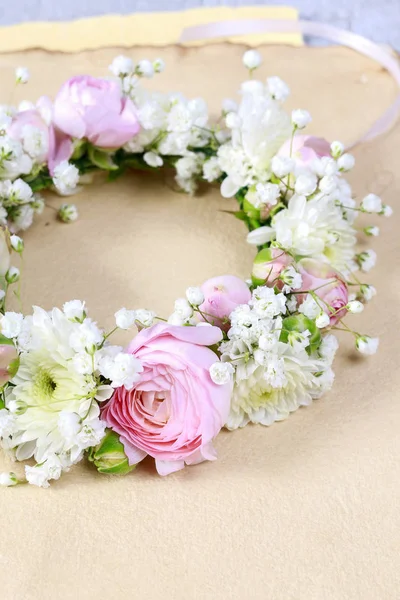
[180,19,400,148]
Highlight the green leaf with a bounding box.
[88,146,118,171]
[0,333,15,347]
[280,314,322,354]
[71,140,88,160]
[107,168,126,182]
[219,209,248,221]
[28,172,53,192]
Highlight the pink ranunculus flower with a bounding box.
[52,76,140,149]
[102,323,232,476]
[199,275,251,331]
[298,258,348,325]
[252,247,293,288]
[278,135,331,168]
[8,96,73,175]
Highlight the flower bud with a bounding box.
[337,153,355,171]
[134,309,155,328]
[88,429,136,474]
[174,298,193,320]
[252,247,292,287]
[0,472,18,486]
[209,362,234,385]
[32,196,45,214]
[7,399,27,415]
[15,67,29,84]
[153,58,165,73]
[5,266,20,284]
[280,314,321,353]
[63,299,86,323]
[267,76,290,102]
[109,55,134,77]
[356,335,379,356]
[359,284,376,302]
[316,312,330,329]
[361,193,382,213]
[58,203,78,224]
[330,140,344,158]
[242,50,262,71]
[364,226,379,237]
[115,308,136,330]
[186,286,204,307]
[382,204,393,217]
[10,235,24,253]
[291,109,312,129]
[347,300,364,314]
[137,59,154,78]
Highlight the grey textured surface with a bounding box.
[0,0,400,49]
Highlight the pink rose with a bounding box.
[298,258,348,325]
[8,97,73,175]
[102,323,232,476]
[199,275,251,330]
[252,247,292,288]
[53,76,140,148]
[278,135,331,168]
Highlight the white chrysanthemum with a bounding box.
[218,83,291,197]
[272,194,357,271]
[4,307,107,465]
[226,343,332,429]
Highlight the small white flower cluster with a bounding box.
[0,178,44,232]
[166,286,205,325]
[109,55,165,83]
[126,88,211,194]
[216,287,337,429]
[0,301,143,487]
[0,121,33,181]
[0,92,53,182]
[52,160,80,196]
[114,307,155,329]
[109,56,213,194]
[0,87,52,230]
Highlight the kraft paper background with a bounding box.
[0,39,399,600]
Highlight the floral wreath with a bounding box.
[0,51,392,488]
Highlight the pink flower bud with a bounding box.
[278,135,331,168]
[297,258,348,325]
[0,342,18,386]
[199,275,251,331]
[252,247,292,288]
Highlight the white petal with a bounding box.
[155,459,185,476]
[220,177,240,198]
[246,226,275,245]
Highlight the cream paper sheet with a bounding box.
[0,44,399,599]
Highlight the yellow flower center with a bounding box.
[33,368,57,405]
